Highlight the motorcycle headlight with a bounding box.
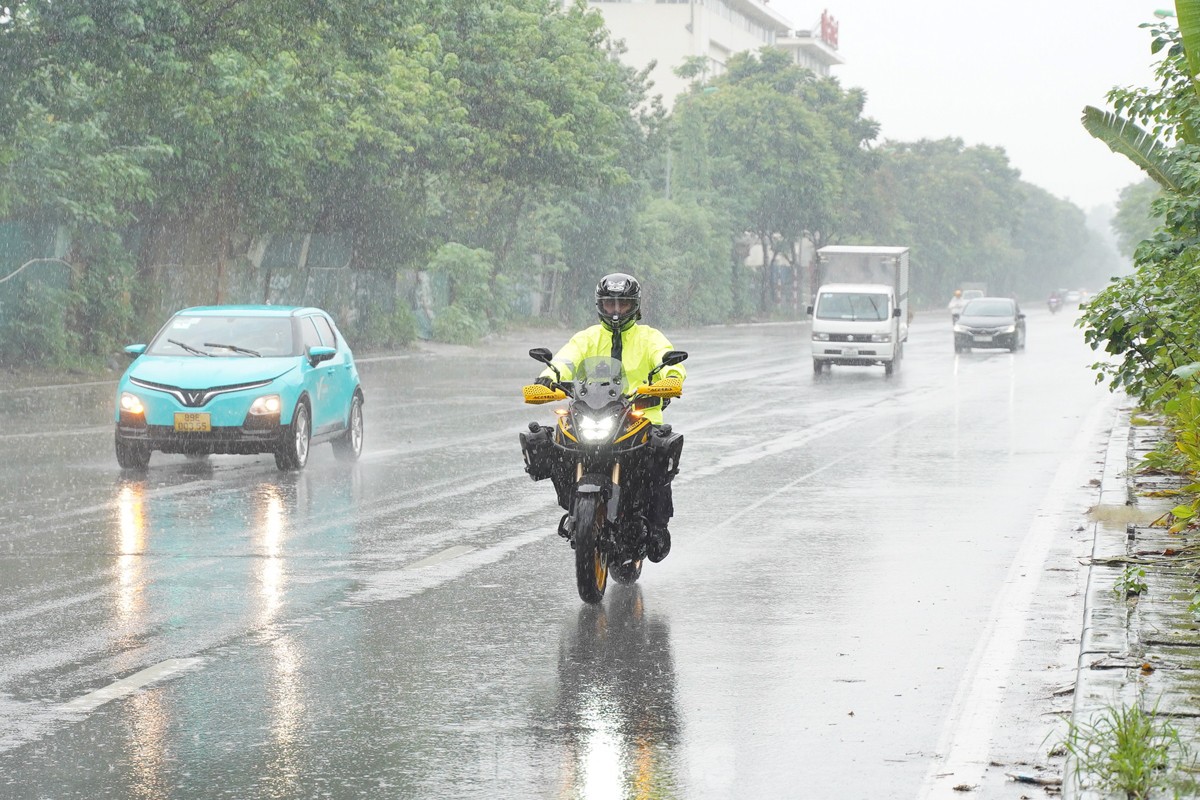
[578,415,615,442]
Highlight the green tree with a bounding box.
[669,49,878,316]
[1078,2,1200,403]
[1112,179,1164,259]
[852,138,1023,305]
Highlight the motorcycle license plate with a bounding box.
[973,335,993,343]
[174,413,211,432]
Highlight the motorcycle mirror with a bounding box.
[529,347,553,363]
[660,350,688,366]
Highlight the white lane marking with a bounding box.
[346,530,546,606]
[60,658,205,714]
[0,380,116,395]
[917,394,1118,798]
[0,425,114,441]
[403,545,475,570]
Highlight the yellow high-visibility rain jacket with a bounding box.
[539,323,686,425]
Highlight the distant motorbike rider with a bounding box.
[947,289,967,316]
[533,273,686,562]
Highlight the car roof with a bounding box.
[817,283,894,293]
[175,305,327,318]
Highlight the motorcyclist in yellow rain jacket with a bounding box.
[533,273,685,562]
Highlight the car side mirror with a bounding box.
[892,308,901,318]
[805,305,814,316]
[124,344,147,359]
[1017,313,1026,320]
[308,345,336,365]
[529,347,553,364]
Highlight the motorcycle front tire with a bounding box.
[572,495,608,604]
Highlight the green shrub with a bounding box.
[0,279,76,367]
[431,304,486,345]
[359,301,418,349]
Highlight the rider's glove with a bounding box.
[534,376,554,389]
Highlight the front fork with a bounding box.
[563,461,622,540]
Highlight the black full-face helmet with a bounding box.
[595,273,642,332]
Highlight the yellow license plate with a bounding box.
[174,413,211,432]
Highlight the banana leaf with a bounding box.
[1177,0,1200,92]
[1080,106,1180,191]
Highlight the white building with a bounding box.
[583,1,843,109]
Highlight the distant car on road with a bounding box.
[1064,290,1083,305]
[961,289,985,302]
[114,305,364,471]
[953,297,1026,353]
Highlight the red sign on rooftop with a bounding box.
[820,10,839,49]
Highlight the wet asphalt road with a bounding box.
[0,308,1117,799]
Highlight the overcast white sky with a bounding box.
[770,1,1166,212]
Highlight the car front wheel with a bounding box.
[115,435,151,470]
[275,401,311,471]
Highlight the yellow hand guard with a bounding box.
[523,384,567,404]
[635,376,682,398]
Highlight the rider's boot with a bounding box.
[646,525,671,562]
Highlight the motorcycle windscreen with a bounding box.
[573,356,629,412]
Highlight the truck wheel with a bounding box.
[813,359,823,374]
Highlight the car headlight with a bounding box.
[953,324,969,334]
[120,392,145,415]
[870,333,891,343]
[998,325,1016,334]
[578,415,615,442]
[249,394,282,415]
[812,332,830,341]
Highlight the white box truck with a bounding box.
[807,245,910,376]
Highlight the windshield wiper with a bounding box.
[204,342,262,357]
[168,338,212,357]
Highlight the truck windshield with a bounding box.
[815,293,890,321]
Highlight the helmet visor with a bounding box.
[600,298,635,316]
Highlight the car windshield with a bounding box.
[961,299,1014,317]
[146,315,295,357]
[815,292,890,321]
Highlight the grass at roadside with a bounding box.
[1063,702,1198,799]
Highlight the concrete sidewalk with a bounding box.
[1068,409,1200,799]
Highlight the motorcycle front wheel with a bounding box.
[572,495,608,604]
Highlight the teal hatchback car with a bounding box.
[115,305,364,471]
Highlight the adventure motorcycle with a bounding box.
[519,348,687,604]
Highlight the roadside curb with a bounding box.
[1066,406,1139,799]
[1066,410,1198,799]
